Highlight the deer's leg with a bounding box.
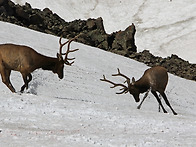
[160,92,177,115]
[0,69,16,93]
[137,89,150,109]
[158,94,162,112]
[151,91,167,113]
[21,73,32,92]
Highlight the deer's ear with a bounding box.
[57,53,63,61]
[131,77,135,85]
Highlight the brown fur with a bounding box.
[133,66,168,96]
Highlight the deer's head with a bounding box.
[54,36,79,79]
[128,77,140,102]
[100,68,140,102]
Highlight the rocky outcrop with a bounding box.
[0,0,195,81]
[0,1,137,52]
[129,51,196,80]
[110,24,137,55]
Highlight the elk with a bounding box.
[0,36,79,93]
[100,66,177,115]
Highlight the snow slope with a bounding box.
[0,21,196,147]
[13,0,196,63]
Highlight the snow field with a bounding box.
[0,21,195,146]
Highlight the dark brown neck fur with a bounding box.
[37,54,58,71]
[135,78,150,93]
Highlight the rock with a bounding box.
[112,23,137,55]
[0,0,13,15]
[0,0,7,6]
[43,8,53,15]
[86,18,96,30]
[29,13,43,25]
[24,2,31,9]
[0,6,6,14]
[15,6,29,21]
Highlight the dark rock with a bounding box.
[0,6,6,14]
[112,23,137,55]
[43,8,53,15]
[0,0,7,6]
[15,6,29,21]
[29,13,43,25]
[0,0,13,16]
[95,17,106,33]
[24,2,31,9]
[86,18,96,30]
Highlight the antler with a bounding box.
[59,35,80,65]
[59,37,69,55]
[100,75,128,94]
[112,68,131,84]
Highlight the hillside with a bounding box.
[0,21,196,147]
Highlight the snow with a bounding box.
[0,21,196,147]
[12,0,196,63]
[0,0,196,146]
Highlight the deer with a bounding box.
[100,66,177,115]
[0,36,79,93]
